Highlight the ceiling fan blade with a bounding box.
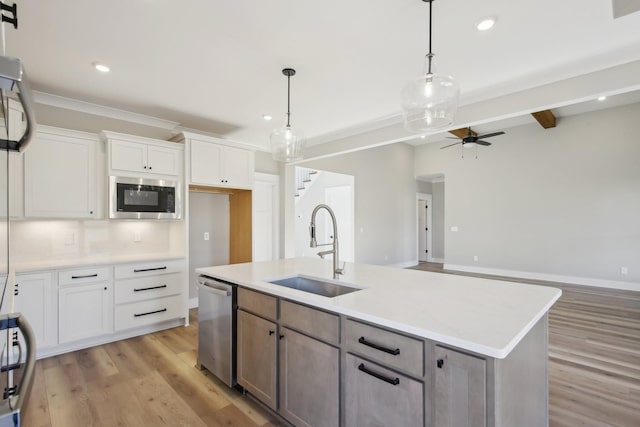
[476,140,492,146]
[440,142,462,149]
[476,131,505,139]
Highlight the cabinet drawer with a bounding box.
[237,287,277,321]
[59,266,111,286]
[345,319,424,377]
[115,259,183,279]
[115,295,182,331]
[115,273,182,304]
[280,300,340,345]
[344,354,424,427]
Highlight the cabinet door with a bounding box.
[147,144,180,176]
[190,139,222,185]
[110,139,147,173]
[222,146,253,188]
[279,327,339,427]
[11,272,57,351]
[434,346,486,427]
[237,309,277,410]
[345,354,424,427]
[59,283,113,343]
[25,132,98,218]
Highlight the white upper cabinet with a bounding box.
[24,127,101,219]
[189,138,254,189]
[104,131,182,178]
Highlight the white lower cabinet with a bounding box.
[58,267,113,343]
[11,272,58,351]
[114,259,184,332]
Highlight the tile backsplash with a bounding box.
[2,220,185,265]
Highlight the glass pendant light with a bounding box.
[271,68,305,162]
[401,0,459,132]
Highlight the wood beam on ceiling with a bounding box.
[531,110,557,129]
[449,128,477,138]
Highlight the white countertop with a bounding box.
[4,253,185,274]
[196,258,562,359]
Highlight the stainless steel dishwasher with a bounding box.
[197,276,236,387]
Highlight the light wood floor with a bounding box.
[22,310,288,427]
[22,265,640,427]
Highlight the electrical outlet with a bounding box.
[620,267,628,275]
[134,231,142,242]
[64,232,75,246]
[473,255,479,262]
[204,232,210,241]
[450,226,459,232]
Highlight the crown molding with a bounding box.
[32,91,180,131]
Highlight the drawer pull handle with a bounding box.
[134,308,167,318]
[133,284,168,292]
[71,274,99,279]
[358,363,400,386]
[358,337,400,355]
[133,266,168,273]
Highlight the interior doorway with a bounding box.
[417,193,433,262]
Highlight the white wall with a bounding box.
[298,142,417,266]
[414,102,640,286]
[188,192,229,299]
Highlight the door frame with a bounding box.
[253,173,280,260]
[416,193,433,262]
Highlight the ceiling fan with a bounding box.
[440,127,505,150]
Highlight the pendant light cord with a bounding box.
[427,0,434,74]
[286,74,291,127]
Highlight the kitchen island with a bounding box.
[197,258,561,427]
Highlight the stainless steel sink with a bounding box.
[267,275,361,297]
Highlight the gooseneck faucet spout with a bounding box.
[309,204,344,279]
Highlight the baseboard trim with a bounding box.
[443,264,640,292]
[390,260,419,269]
[429,257,445,263]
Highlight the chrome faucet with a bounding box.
[309,204,344,279]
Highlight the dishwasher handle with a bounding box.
[198,278,232,297]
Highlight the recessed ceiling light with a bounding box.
[476,17,496,31]
[420,135,426,139]
[93,62,110,73]
[597,96,607,101]
[262,114,273,121]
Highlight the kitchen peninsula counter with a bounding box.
[197,257,561,359]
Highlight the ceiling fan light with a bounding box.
[463,142,476,148]
[401,72,460,132]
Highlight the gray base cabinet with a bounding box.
[232,285,549,427]
[344,354,424,427]
[435,346,486,427]
[279,327,339,427]
[237,309,278,410]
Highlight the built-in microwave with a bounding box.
[109,176,182,219]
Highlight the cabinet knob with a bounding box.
[89,211,93,215]
[149,166,152,170]
[437,358,444,369]
[143,166,147,169]
[269,330,275,336]
[104,287,107,291]
[279,334,285,340]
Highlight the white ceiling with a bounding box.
[5,0,640,152]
